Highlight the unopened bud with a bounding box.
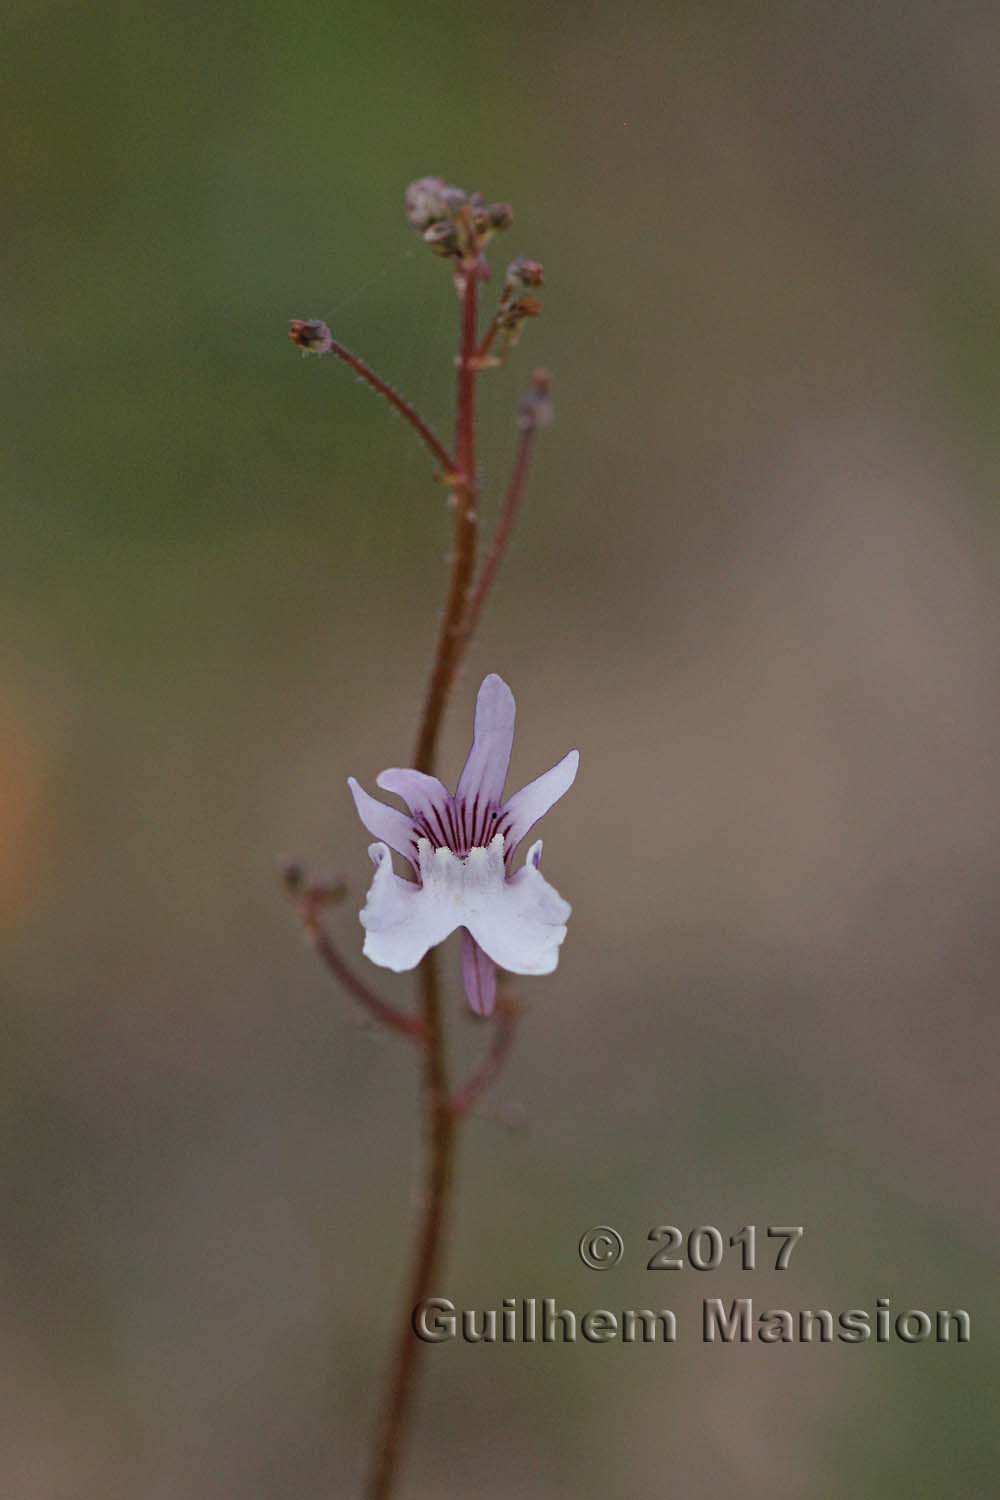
[506,257,544,290]
[486,202,514,231]
[288,319,333,355]
[518,368,554,430]
[472,200,514,239]
[498,295,543,330]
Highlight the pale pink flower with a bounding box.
[348,675,578,1016]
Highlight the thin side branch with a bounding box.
[451,998,521,1118]
[459,370,551,658]
[328,339,457,478]
[284,867,426,1042]
[461,424,535,648]
[307,919,426,1041]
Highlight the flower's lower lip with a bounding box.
[359,833,569,982]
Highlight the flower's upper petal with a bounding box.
[359,842,461,971]
[460,929,498,1016]
[502,749,579,858]
[466,839,571,976]
[375,768,455,843]
[347,778,417,871]
[456,674,516,809]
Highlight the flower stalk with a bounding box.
[286,176,562,1500]
[282,862,425,1041]
[366,949,454,1500]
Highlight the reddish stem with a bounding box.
[328,338,456,478]
[367,250,482,1500]
[365,950,454,1500]
[290,883,426,1041]
[411,258,481,774]
[308,921,426,1042]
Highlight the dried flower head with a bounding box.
[404,176,467,232]
[406,177,514,264]
[288,318,333,355]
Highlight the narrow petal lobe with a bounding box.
[456,674,516,810]
[347,778,417,869]
[502,749,579,858]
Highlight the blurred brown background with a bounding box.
[3,0,999,1495]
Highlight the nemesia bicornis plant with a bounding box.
[283,177,575,1500]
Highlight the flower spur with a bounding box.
[348,674,578,1016]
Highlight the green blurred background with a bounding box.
[4,1,999,1494]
